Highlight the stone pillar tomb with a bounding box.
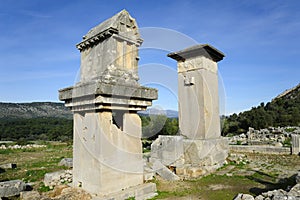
[168,44,223,140]
[59,10,157,198]
[151,45,228,178]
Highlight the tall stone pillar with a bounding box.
[59,10,157,198]
[163,44,228,178]
[168,44,224,140]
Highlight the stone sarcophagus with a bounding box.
[59,10,157,197]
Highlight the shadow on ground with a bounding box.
[247,170,297,195]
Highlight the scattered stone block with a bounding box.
[20,191,41,200]
[0,180,26,198]
[288,183,300,197]
[0,163,17,169]
[58,158,73,168]
[233,193,254,200]
[44,170,72,187]
[44,171,65,187]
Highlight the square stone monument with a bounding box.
[59,10,157,198]
[150,45,228,179]
[168,44,224,140]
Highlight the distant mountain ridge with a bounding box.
[0,102,178,119]
[0,102,72,119]
[138,108,178,118]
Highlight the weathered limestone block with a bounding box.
[59,10,157,197]
[0,180,26,198]
[149,136,229,179]
[168,44,225,140]
[20,191,41,200]
[44,170,66,187]
[288,183,300,197]
[77,10,141,85]
[233,193,255,200]
[183,138,229,166]
[72,111,143,195]
[150,135,184,166]
[58,158,73,168]
[148,44,228,179]
[92,183,157,200]
[0,163,17,169]
[152,160,180,181]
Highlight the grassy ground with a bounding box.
[150,153,300,200]
[1,144,299,200]
[0,142,72,191]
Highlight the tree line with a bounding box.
[222,91,300,136]
[0,115,179,142]
[0,117,73,141]
[2,89,298,141]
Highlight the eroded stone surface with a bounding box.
[168,44,224,140]
[58,158,73,168]
[150,135,184,166]
[58,10,157,197]
[0,180,26,198]
[150,135,229,179]
[149,44,228,179]
[152,160,180,181]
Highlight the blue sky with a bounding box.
[0,0,299,115]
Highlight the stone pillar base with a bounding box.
[150,136,229,179]
[178,138,228,179]
[91,183,157,200]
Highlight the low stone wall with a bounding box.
[229,145,291,155]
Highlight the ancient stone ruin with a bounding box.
[59,9,229,198]
[150,45,228,178]
[59,10,157,199]
[228,126,300,155]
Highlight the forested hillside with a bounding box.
[1,82,299,141]
[223,83,300,135]
[0,102,72,119]
[0,102,178,141]
[0,117,72,141]
[0,102,72,141]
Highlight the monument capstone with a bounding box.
[59,10,157,199]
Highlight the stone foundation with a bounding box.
[230,145,291,155]
[150,135,228,179]
[92,183,157,200]
[72,111,144,195]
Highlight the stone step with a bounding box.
[92,183,157,200]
